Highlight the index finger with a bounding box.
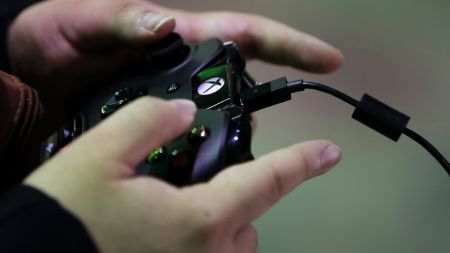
[147,4,343,73]
[204,140,341,227]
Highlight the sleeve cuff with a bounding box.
[0,184,99,252]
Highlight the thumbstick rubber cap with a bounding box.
[147,33,190,68]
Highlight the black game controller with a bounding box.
[41,33,450,184]
[41,33,256,186]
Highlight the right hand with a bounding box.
[25,96,341,253]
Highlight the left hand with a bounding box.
[8,0,342,99]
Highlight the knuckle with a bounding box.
[266,163,286,204]
[254,157,288,205]
[113,1,151,38]
[215,12,258,42]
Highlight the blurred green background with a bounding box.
[156,0,450,252]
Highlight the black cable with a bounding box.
[286,79,450,176]
[287,80,359,107]
[403,128,450,176]
[241,78,449,176]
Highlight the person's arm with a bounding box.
[0,71,43,193]
[0,1,44,181]
[0,185,99,252]
[0,0,41,71]
[0,71,98,252]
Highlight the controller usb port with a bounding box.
[72,114,84,138]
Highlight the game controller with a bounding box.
[40,33,450,185]
[40,33,256,186]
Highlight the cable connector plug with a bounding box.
[241,77,290,113]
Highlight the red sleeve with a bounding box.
[0,70,43,193]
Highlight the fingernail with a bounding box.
[139,12,174,32]
[170,99,197,121]
[319,144,341,173]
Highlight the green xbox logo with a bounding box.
[197,77,225,95]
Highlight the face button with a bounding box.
[146,147,167,164]
[169,149,191,171]
[197,77,225,96]
[100,100,127,119]
[114,87,133,101]
[167,82,181,93]
[187,124,210,146]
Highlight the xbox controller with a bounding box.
[40,33,450,181]
[41,33,255,186]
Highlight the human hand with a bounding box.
[25,96,341,253]
[8,0,176,127]
[8,0,342,123]
[150,3,343,73]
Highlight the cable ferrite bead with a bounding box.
[352,94,410,141]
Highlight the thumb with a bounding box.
[54,0,176,48]
[58,97,196,177]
